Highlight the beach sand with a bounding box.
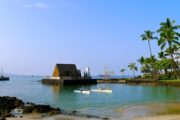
[114,102,180,120]
[7,114,102,120]
[6,114,180,120]
[134,115,180,120]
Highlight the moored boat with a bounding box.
[0,76,9,81]
[0,68,9,81]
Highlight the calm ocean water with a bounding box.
[1,76,180,118]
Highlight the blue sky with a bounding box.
[0,0,180,76]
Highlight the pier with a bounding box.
[42,79,97,85]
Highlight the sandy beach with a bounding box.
[134,115,180,120]
[7,114,102,120]
[6,114,180,120]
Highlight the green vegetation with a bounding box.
[159,80,180,82]
[122,18,180,80]
[128,63,138,78]
[141,30,157,57]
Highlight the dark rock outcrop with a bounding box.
[0,96,61,117]
[0,96,24,117]
[23,104,60,114]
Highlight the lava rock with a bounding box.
[0,96,61,117]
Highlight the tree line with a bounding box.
[120,18,180,80]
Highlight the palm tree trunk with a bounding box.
[148,40,152,57]
[170,53,179,78]
[168,40,178,79]
[148,40,157,80]
[133,70,135,78]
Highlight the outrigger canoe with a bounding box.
[90,88,112,93]
[74,90,90,94]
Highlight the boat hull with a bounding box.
[0,77,9,81]
[91,89,112,93]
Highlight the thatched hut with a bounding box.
[53,64,81,80]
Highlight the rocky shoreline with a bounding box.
[0,96,108,120]
[0,96,61,119]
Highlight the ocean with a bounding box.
[1,76,180,118]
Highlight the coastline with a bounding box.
[4,102,180,120]
[6,114,180,120]
[7,114,102,120]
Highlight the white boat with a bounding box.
[74,90,90,94]
[91,88,112,93]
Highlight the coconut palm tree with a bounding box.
[141,30,157,57]
[158,51,167,59]
[138,56,145,65]
[138,57,152,75]
[120,68,126,78]
[157,18,180,79]
[128,63,138,78]
[141,64,151,74]
[157,18,180,61]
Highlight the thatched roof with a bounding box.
[56,64,77,71]
[53,64,81,78]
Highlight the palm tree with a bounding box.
[141,64,151,74]
[157,18,180,79]
[141,30,157,57]
[128,63,138,78]
[138,57,153,75]
[138,56,145,65]
[158,51,167,59]
[157,18,180,61]
[120,68,126,78]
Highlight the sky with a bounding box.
[0,0,180,76]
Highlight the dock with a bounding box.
[42,78,97,85]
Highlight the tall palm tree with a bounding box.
[120,68,126,78]
[157,18,180,61]
[141,30,157,57]
[128,63,138,78]
[157,18,180,79]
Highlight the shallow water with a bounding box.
[1,76,180,118]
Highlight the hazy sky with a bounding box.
[0,0,180,76]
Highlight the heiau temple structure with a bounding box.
[53,64,81,80]
[42,63,97,85]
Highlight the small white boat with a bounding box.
[74,90,90,94]
[91,88,112,93]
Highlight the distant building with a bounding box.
[53,64,81,80]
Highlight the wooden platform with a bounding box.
[42,79,97,85]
